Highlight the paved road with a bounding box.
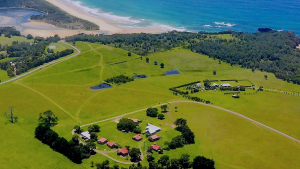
[0,40,81,85]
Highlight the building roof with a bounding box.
[98,138,108,143]
[128,118,140,123]
[132,134,143,140]
[107,142,117,147]
[146,123,161,134]
[221,83,231,87]
[151,144,161,151]
[80,131,91,139]
[117,148,129,155]
[149,135,160,140]
[211,83,219,86]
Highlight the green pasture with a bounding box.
[1,40,300,168]
[169,102,300,169]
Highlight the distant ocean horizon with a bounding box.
[62,0,300,34]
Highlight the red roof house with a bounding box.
[150,144,161,151]
[117,148,129,156]
[98,138,108,144]
[128,118,140,123]
[132,134,143,141]
[107,142,117,148]
[149,135,160,141]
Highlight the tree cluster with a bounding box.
[117,118,139,132]
[0,27,21,37]
[105,75,134,85]
[167,118,195,149]
[35,111,97,164]
[0,0,99,30]
[0,35,74,77]
[146,107,159,117]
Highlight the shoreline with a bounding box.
[45,0,167,35]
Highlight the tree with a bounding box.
[125,145,131,150]
[117,118,139,132]
[158,114,165,120]
[218,60,221,64]
[182,128,195,144]
[213,70,216,75]
[146,57,149,63]
[88,124,100,133]
[179,153,191,169]
[158,155,169,167]
[74,125,83,134]
[147,154,155,162]
[113,164,119,169]
[133,126,141,134]
[129,148,141,162]
[174,118,187,127]
[264,74,268,79]
[160,63,164,68]
[38,110,58,127]
[90,161,94,167]
[27,34,33,39]
[146,107,158,117]
[161,105,168,112]
[128,52,132,56]
[170,159,180,169]
[154,61,157,65]
[193,156,215,169]
[90,132,98,140]
[8,107,14,123]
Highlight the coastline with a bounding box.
[45,0,167,35]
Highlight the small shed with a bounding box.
[107,142,117,148]
[98,138,108,144]
[117,148,129,156]
[149,135,160,141]
[150,144,161,151]
[80,131,90,140]
[132,134,143,141]
[221,83,231,87]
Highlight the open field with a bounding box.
[1,40,300,168]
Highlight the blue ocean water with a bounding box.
[63,0,300,34]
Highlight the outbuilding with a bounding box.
[107,142,117,148]
[149,135,160,141]
[132,134,143,141]
[98,138,108,144]
[146,123,161,134]
[150,144,161,151]
[117,148,129,156]
[80,131,90,140]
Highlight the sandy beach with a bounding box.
[44,0,165,35]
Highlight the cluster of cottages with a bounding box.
[80,118,163,157]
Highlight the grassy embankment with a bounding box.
[1,40,300,168]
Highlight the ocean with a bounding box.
[50,0,300,34]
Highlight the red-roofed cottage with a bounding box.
[117,148,129,156]
[149,135,160,141]
[132,134,143,141]
[107,142,117,148]
[98,138,108,144]
[150,144,161,151]
[128,118,140,123]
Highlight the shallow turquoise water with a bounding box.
[64,0,300,34]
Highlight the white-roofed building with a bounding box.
[196,83,202,88]
[81,131,90,140]
[211,83,219,87]
[220,83,231,87]
[146,123,161,134]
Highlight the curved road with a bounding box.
[0,40,81,85]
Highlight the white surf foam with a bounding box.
[214,22,235,27]
[60,0,186,32]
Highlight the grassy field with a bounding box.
[1,40,300,168]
